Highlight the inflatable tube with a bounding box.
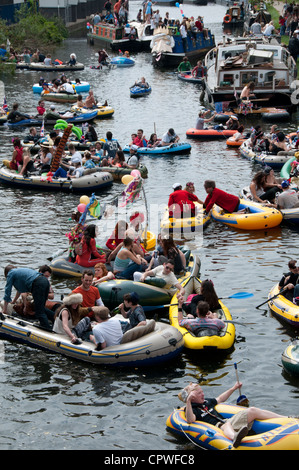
[280,157,295,179]
[0,314,184,368]
[166,404,299,450]
[130,86,152,97]
[262,111,290,122]
[282,339,299,376]
[226,137,245,147]
[169,276,235,351]
[72,126,82,140]
[110,57,135,67]
[211,199,283,230]
[186,128,237,139]
[223,14,232,23]
[268,283,299,327]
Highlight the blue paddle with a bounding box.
[221,292,254,300]
[154,291,254,310]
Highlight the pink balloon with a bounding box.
[131,169,141,178]
[77,203,86,213]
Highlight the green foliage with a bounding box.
[0,2,68,51]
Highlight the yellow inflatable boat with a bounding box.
[268,283,299,327]
[160,202,211,236]
[166,403,299,450]
[169,276,235,351]
[211,199,283,230]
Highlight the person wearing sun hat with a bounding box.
[53,292,93,344]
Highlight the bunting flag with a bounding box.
[2,96,8,112]
[40,119,45,137]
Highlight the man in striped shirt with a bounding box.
[177,294,225,334]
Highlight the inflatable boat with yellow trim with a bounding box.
[0,314,184,367]
[211,199,283,230]
[160,202,211,235]
[282,339,299,376]
[169,276,235,351]
[166,403,299,450]
[268,283,299,327]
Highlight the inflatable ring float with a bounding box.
[223,14,232,23]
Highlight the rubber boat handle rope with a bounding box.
[255,287,287,309]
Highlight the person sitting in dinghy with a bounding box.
[179,381,286,448]
[160,128,180,146]
[177,296,225,336]
[131,77,150,89]
[118,292,146,333]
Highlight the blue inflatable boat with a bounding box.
[130,85,152,97]
[123,142,191,156]
[32,81,90,94]
[110,56,135,67]
[7,111,98,127]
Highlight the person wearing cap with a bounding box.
[125,145,139,169]
[118,292,146,333]
[203,180,240,215]
[53,292,94,344]
[288,29,299,62]
[90,306,123,349]
[178,382,286,448]
[160,128,180,147]
[277,180,299,209]
[168,182,203,219]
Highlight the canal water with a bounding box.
[0,0,298,451]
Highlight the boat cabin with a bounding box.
[205,37,297,95]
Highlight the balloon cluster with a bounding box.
[121,169,141,185]
[175,2,184,17]
[77,195,90,213]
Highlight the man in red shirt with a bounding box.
[203,180,240,214]
[168,183,203,218]
[133,129,147,148]
[72,270,104,313]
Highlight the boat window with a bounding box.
[221,74,234,85]
[240,72,258,85]
[222,49,245,59]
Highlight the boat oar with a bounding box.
[255,288,287,309]
[160,291,254,309]
[234,363,249,407]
